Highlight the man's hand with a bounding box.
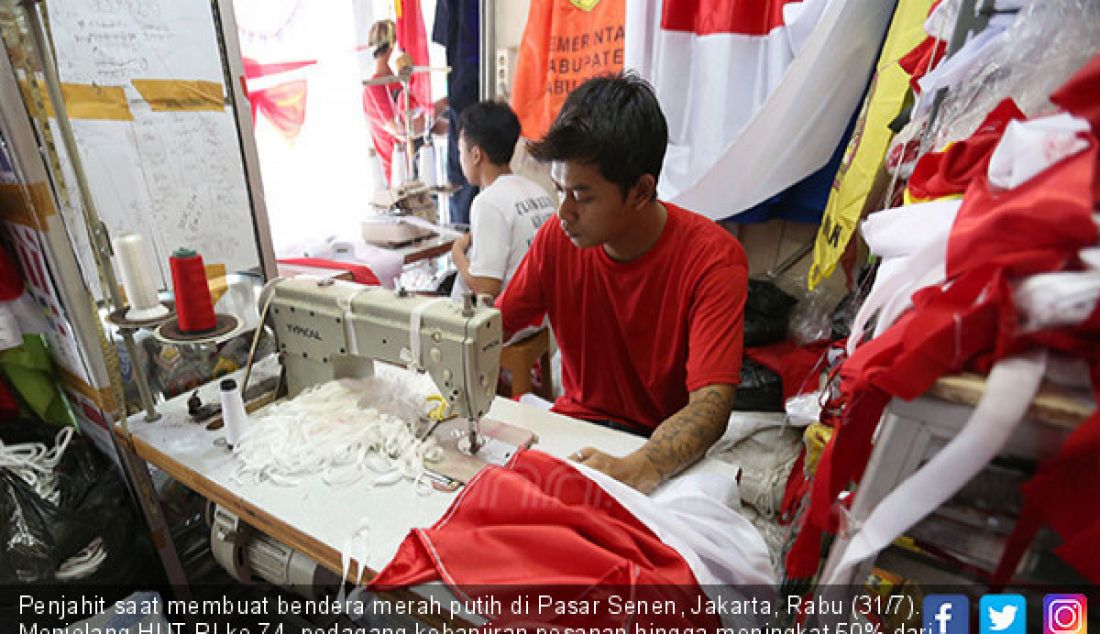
[571,447,663,494]
[453,232,471,254]
[570,384,735,494]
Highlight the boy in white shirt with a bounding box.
[450,101,555,300]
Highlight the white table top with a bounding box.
[120,362,644,577]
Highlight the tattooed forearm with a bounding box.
[637,384,735,484]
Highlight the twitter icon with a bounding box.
[981,594,1027,634]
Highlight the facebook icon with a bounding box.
[925,595,970,634]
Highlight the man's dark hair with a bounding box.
[528,73,668,199]
[458,101,522,165]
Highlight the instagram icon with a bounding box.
[1045,595,1087,634]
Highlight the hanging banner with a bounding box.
[808,0,934,289]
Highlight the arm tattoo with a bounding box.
[641,385,735,483]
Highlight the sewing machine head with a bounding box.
[267,277,501,423]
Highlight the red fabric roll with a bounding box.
[170,249,216,333]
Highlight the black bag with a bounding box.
[744,279,798,347]
[731,357,784,412]
[0,420,151,583]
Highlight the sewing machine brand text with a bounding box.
[287,324,323,341]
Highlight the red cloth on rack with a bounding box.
[276,258,381,286]
[396,0,432,109]
[906,99,1025,201]
[785,57,1100,582]
[370,449,718,630]
[898,36,946,94]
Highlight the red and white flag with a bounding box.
[626,0,894,219]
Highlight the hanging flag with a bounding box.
[807,0,934,290]
[512,0,626,140]
[625,0,894,220]
[241,57,316,140]
[396,0,432,109]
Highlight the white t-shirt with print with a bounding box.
[452,174,555,300]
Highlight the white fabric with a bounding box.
[987,113,1091,190]
[574,460,776,587]
[912,25,1005,123]
[783,0,832,56]
[0,303,21,351]
[300,237,404,289]
[625,0,892,219]
[848,199,962,354]
[1015,270,1100,333]
[823,350,1047,585]
[9,291,50,338]
[451,174,554,300]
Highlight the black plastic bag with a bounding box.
[0,419,150,583]
[744,279,799,347]
[732,357,784,412]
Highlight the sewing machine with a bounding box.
[363,182,438,247]
[267,277,531,477]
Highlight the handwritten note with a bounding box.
[45,0,260,292]
[46,0,224,84]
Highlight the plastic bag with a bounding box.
[732,358,784,412]
[0,419,152,583]
[744,279,799,347]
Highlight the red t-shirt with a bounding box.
[499,202,747,432]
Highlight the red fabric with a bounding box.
[0,377,18,419]
[241,57,315,140]
[370,450,717,630]
[277,258,381,286]
[744,339,831,401]
[787,97,1100,582]
[498,203,748,432]
[947,142,1097,279]
[661,0,802,36]
[897,36,946,94]
[396,0,432,109]
[0,242,24,301]
[906,100,1026,200]
[1049,54,1100,132]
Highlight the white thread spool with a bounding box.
[367,147,387,194]
[219,378,247,448]
[390,145,408,189]
[417,142,437,187]
[114,233,168,321]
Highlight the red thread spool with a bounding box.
[170,248,216,333]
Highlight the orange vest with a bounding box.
[511,0,625,140]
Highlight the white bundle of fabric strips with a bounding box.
[0,425,74,504]
[233,376,442,488]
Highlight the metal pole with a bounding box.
[19,0,160,424]
[478,0,495,101]
[211,0,278,282]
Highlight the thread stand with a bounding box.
[154,313,241,346]
[107,301,177,330]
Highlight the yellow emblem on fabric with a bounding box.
[570,0,602,12]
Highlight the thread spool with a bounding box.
[219,378,247,448]
[390,145,408,189]
[115,233,168,321]
[417,142,437,187]
[367,148,387,193]
[169,248,216,333]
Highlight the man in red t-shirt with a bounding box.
[363,20,433,181]
[498,74,748,493]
